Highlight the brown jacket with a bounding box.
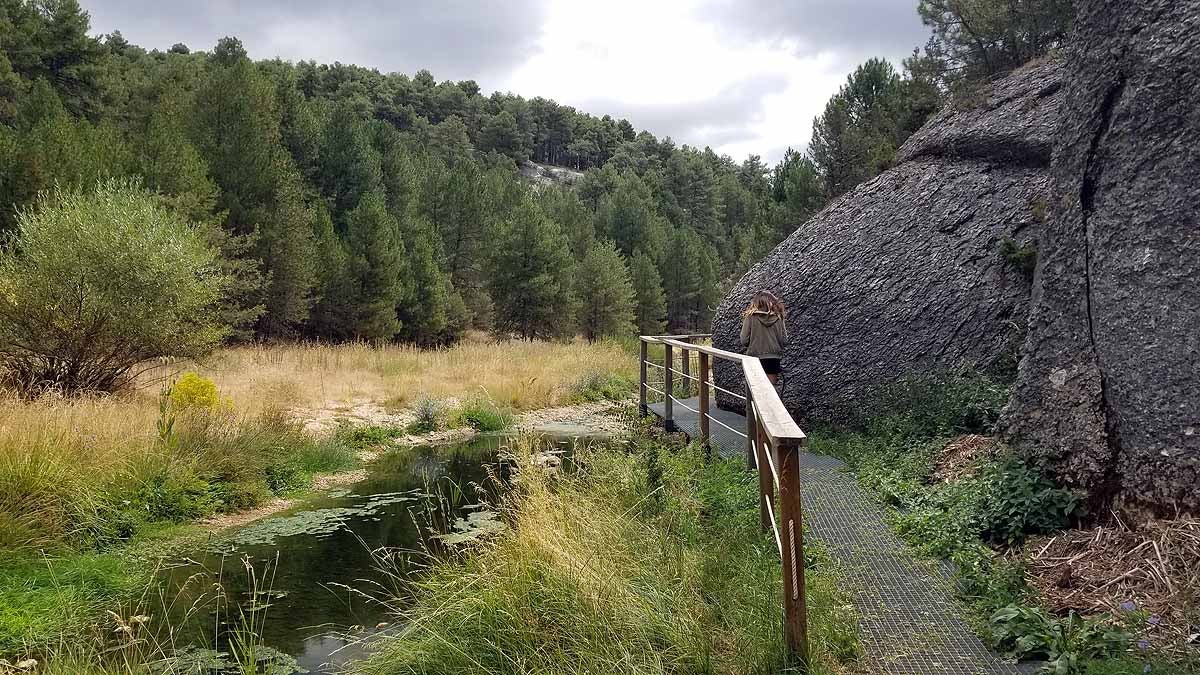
[739,311,788,359]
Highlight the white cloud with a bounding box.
[500,0,909,163]
[84,0,929,166]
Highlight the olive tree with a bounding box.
[0,180,229,395]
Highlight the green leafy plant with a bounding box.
[0,180,229,396]
[861,371,1010,439]
[337,424,407,450]
[990,605,1131,674]
[1000,236,1038,282]
[448,398,513,432]
[974,456,1080,547]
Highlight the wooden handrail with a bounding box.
[655,336,806,449]
[638,333,809,668]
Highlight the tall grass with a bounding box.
[352,438,860,675]
[187,338,637,415]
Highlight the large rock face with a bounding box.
[1000,0,1200,517]
[711,61,1063,423]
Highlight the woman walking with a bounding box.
[739,291,788,385]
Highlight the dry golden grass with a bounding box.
[0,338,635,549]
[188,337,636,415]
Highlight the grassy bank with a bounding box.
[352,436,860,675]
[808,373,1193,675]
[0,339,636,660]
[0,402,355,655]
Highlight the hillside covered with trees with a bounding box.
[0,0,1070,349]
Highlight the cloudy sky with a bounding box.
[83,0,929,164]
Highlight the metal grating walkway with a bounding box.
[647,398,1032,675]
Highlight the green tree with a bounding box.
[538,185,594,260]
[317,101,383,227]
[809,58,905,200]
[343,190,405,341]
[488,199,576,340]
[0,87,132,231]
[576,240,636,341]
[595,171,668,259]
[1,0,106,118]
[138,96,266,337]
[373,123,458,345]
[918,0,1072,89]
[0,180,228,395]
[0,51,20,125]
[191,51,318,335]
[772,149,824,238]
[630,251,666,335]
[479,110,529,163]
[660,228,720,331]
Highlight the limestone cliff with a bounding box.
[1001,0,1200,517]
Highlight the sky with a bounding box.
[82,0,930,165]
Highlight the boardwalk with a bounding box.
[647,398,1034,675]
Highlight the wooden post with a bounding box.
[663,342,675,432]
[639,339,648,417]
[778,440,809,668]
[745,393,757,471]
[680,338,691,398]
[698,352,710,447]
[756,422,774,535]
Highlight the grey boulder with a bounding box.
[1000,0,1200,517]
[711,61,1064,424]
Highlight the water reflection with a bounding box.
[155,435,512,674]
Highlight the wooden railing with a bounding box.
[639,334,809,667]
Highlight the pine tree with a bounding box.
[344,190,405,341]
[14,0,107,118]
[660,228,720,331]
[488,198,576,340]
[479,110,528,163]
[629,251,666,336]
[191,51,319,336]
[139,96,266,336]
[373,123,457,345]
[317,101,383,227]
[918,0,1072,89]
[576,240,636,341]
[595,171,667,259]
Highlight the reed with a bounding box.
[352,438,861,675]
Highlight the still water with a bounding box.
[154,434,527,674]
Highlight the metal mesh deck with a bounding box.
[645,399,1035,675]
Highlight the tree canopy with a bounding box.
[0,0,1071,345]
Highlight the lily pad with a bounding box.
[433,509,506,545]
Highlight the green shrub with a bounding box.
[861,371,1010,439]
[973,456,1080,547]
[1000,236,1038,281]
[990,605,1130,674]
[569,370,634,403]
[337,424,407,449]
[128,468,221,522]
[0,180,229,396]
[407,397,443,434]
[448,398,514,432]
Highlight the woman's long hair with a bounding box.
[743,290,786,319]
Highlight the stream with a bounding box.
[151,432,586,674]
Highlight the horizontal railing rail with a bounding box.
[638,333,808,668]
